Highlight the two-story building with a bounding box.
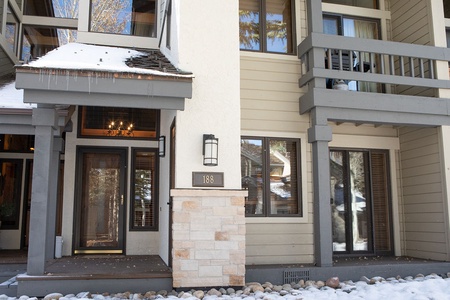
[1,0,450,296]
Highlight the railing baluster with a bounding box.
[339,49,343,71]
[400,56,405,76]
[327,49,332,70]
[349,50,353,72]
[429,59,435,79]
[419,58,424,78]
[359,51,363,73]
[370,53,374,73]
[409,57,415,77]
[389,55,395,75]
[380,54,385,75]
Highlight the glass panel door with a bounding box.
[74,148,126,254]
[330,150,372,253]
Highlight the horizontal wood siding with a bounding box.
[390,0,434,97]
[241,52,313,265]
[399,127,448,260]
[0,49,14,77]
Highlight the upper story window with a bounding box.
[24,0,79,18]
[322,0,378,9]
[445,0,450,18]
[239,0,295,54]
[6,5,19,54]
[90,0,157,37]
[241,137,301,217]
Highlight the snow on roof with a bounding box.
[24,43,193,78]
[0,81,34,110]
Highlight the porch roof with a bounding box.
[15,43,193,110]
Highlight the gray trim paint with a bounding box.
[15,71,192,110]
[27,108,59,275]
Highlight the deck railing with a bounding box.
[298,33,450,90]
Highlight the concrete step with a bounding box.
[0,276,19,297]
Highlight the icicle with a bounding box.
[88,73,91,94]
[66,71,70,90]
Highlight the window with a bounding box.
[0,135,34,152]
[22,26,77,61]
[445,0,450,19]
[241,137,301,216]
[322,0,378,9]
[165,0,172,49]
[323,14,380,92]
[131,149,158,230]
[0,160,23,229]
[6,5,19,54]
[239,0,295,54]
[90,0,157,37]
[24,0,79,18]
[78,106,159,139]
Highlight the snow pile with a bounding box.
[5,273,450,300]
[0,82,33,109]
[24,43,191,78]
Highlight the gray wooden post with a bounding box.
[27,107,58,275]
[45,137,63,261]
[308,108,333,267]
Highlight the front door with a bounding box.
[74,147,127,254]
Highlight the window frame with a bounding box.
[239,0,297,55]
[322,0,379,9]
[241,136,302,218]
[130,147,159,231]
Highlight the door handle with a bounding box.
[121,195,124,205]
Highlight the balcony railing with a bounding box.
[298,33,450,91]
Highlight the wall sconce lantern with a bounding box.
[159,136,166,157]
[203,134,219,166]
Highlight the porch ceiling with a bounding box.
[15,43,193,110]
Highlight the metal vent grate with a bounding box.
[283,270,310,284]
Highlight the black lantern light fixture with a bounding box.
[159,136,166,157]
[203,134,219,166]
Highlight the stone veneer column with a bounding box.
[170,189,247,288]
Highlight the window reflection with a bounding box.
[6,6,19,54]
[22,26,77,61]
[131,150,157,230]
[241,137,300,216]
[90,0,157,37]
[24,0,79,18]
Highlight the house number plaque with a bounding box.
[192,172,224,187]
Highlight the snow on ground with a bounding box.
[8,273,450,300]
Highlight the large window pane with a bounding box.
[25,0,79,18]
[0,160,22,229]
[79,106,159,139]
[268,139,299,215]
[239,0,260,51]
[131,149,157,230]
[22,26,77,60]
[266,0,293,53]
[322,0,378,9]
[90,0,157,37]
[6,6,19,54]
[241,138,264,215]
